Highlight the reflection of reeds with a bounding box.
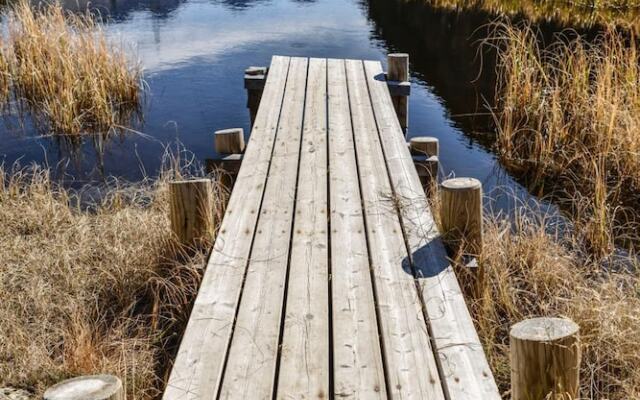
[490,22,640,255]
[427,0,640,32]
[0,0,142,136]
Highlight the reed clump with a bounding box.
[453,210,640,399]
[427,0,640,32]
[491,22,640,254]
[0,165,225,398]
[0,1,142,136]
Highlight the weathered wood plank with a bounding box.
[218,57,308,400]
[364,60,501,400]
[163,55,291,400]
[276,57,329,400]
[345,59,445,400]
[327,58,387,399]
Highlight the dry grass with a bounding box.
[427,0,640,32]
[0,0,142,136]
[0,37,10,107]
[449,208,640,399]
[488,22,640,255]
[0,164,225,398]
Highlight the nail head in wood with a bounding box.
[44,375,123,400]
[169,179,215,246]
[440,177,483,256]
[409,136,439,157]
[215,128,245,154]
[510,317,581,400]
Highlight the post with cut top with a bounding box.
[169,179,215,247]
[510,317,581,400]
[44,375,123,400]
[439,177,483,256]
[409,136,439,193]
[245,66,268,128]
[211,127,245,190]
[387,53,409,133]
[215,127,245,154]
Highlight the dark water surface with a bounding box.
[0,0,556,214]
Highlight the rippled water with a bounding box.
[0,0,559,215]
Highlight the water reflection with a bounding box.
[0,0,565,223]
[367,0,498,146]
[58,0,185,21]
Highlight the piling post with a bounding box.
[387,53,410,133]
[44,375,123,400]
[169,179,215,246]
[215,127,245,154]
[510,317,581,400]
[409,136,438,192]
[245,66,267,128]
[439,177,483,256]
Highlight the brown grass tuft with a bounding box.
[0,165,224,398]
[0,0,143,136]
[426,0,640,32]
[454,210,640,399]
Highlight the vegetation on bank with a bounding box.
[454,209,640,399]
[0,1,142,137]
[0,165,225,399]
[428,0,640,32]
[489,23,640,255]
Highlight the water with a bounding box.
[0,0,558,215]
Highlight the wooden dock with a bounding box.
[163,56,500,400]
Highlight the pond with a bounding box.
[0,0,557,215]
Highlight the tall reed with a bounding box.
[427,0,640,32]
[1,0,142,136]
[491,22,640,254]
[0,37,10,106]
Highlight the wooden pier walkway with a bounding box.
[164,56,500,400]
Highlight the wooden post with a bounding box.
[245,66,267,128]
[387,53,409,133]
[439,177,483,256]
[510,317,581,400]
[215,128,245,154]
[44,375,123,400]
[409,136,438,157]
[206,154,243,191]
[169,179,215,246]
[409,136,439,193]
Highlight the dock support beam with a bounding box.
[409,136,438,193]
[387,53,409,134]
[209,127,245,189]
[44,375,123,400]
[169,179,215,247]
[439,177,483,256]
[245,66,267,128]
[215,127,245,154]
[510,317,581,400]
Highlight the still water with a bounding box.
[0,0,555,214]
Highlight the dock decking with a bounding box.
[164,56,500,400]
